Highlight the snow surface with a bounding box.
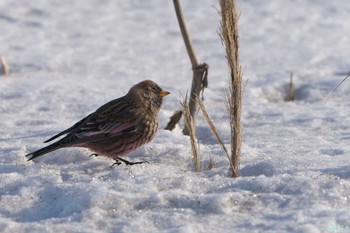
[1,0,350,232]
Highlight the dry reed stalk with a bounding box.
[287,72,295,101]
[219,0,242,177]
[172,0,209,135]
[181,96,201,172]
[0,57,10,75]
[196,97,234,171]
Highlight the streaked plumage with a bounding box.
[25,80,170,165]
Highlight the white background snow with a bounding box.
[1,0,350,232]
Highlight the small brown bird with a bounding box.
[25,80,170,166]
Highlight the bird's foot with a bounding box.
[110,157,148,168]
[110,159,122,168]
[89,153,99,158]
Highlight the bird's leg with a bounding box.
[89,153,99,158]
[110,159,122,168]
[114,157,148,166]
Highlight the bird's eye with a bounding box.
[147,86,157,93]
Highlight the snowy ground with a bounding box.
[1,0,350,232]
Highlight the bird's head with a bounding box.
[128,80,170,111]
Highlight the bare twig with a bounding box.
[173,0,209,135]
[181,96,201,172]
[325,72,350,104]
[219,0,242,177]
[0,57,10,75]
[173,0,199,68]
[164,111,183,131]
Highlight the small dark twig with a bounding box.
[325,72,350,104]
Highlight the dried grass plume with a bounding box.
[219,0,242,177]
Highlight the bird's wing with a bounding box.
[25,113,140,161]
[44,96,135,143]
[56,98,144,146]
[44,113,93,143]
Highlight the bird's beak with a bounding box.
[159,90,170,97]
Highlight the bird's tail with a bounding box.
[25,141,64,161]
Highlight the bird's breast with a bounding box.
[138,114,158,143]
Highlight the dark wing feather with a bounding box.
[44,113,93,143]
[54,96,144,146]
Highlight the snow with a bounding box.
[1,0,350,232]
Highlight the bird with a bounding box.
[25,80,170,166]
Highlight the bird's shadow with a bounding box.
[27,148,148,173]
[28,149,98,166]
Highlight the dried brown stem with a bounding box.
[196,97,234,171]
[287,72,295,101]
[181,96,201,172]
[173,0,199,68]
[172,0,209,135]
[0,57,10,76]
